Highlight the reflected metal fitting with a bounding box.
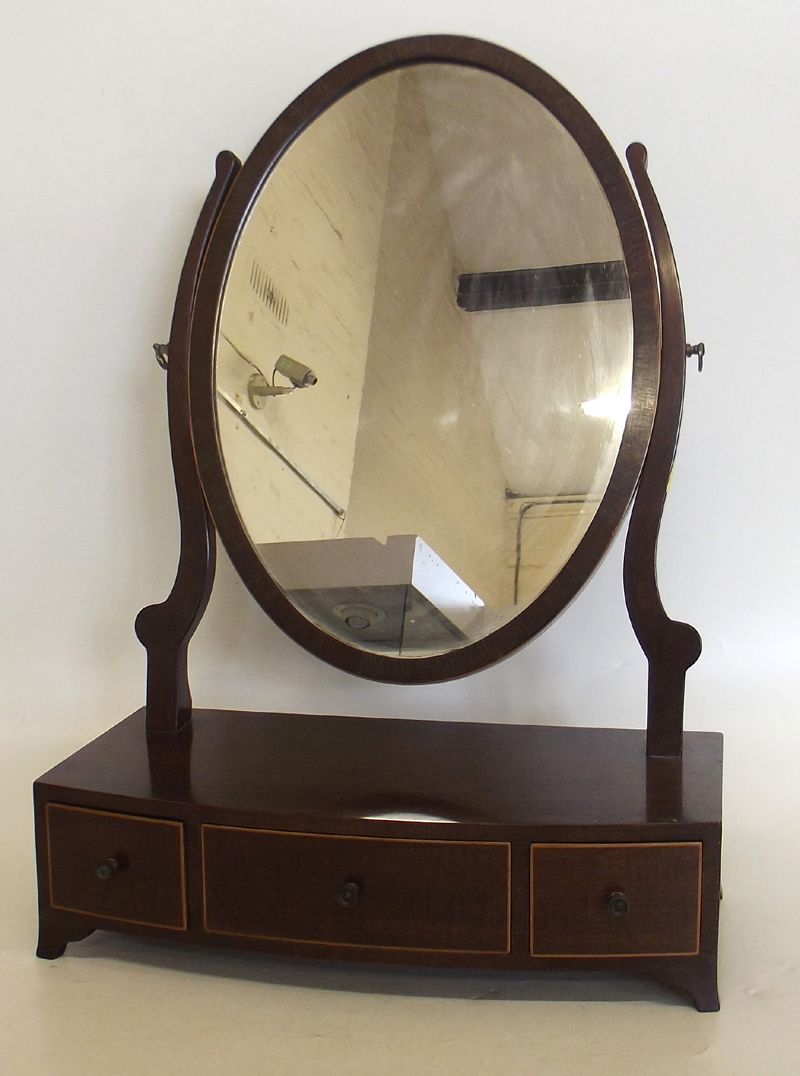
[685,342,705,372]
[333,603,386,630]
[153,343,169,370]
[247,355,318,408]
[248,371,293,408]
[275,354,317,388]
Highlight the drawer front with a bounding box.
[202,826,510,954]
[530,842,701,957]
[46,804,186,930]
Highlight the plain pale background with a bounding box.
[2,1,799,1073]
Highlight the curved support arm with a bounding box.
[624,143,702,757]
[135,151,242,734]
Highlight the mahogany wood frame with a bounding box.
[624,144,703,757]
[134,151,241,733]
[33,37,719,1010]
[34,709,722,1009]
[187,35,662,688]
[136,36,698,757]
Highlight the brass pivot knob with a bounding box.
[607,891,629,918]
[686,342,705,372]
[336,881,361,909]
[95,858,121,881]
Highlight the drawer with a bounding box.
[202,826,510,954]
[46,804,186,930]
[530,842,701,957]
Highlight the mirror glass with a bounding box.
[214,63,633,657]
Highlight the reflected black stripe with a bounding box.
[457,260,630,311]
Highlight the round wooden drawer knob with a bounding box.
[95,858,121,881]
[607,891,629,918]
[336,881,361,908]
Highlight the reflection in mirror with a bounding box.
[215,64,633,657]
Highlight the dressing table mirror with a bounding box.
[33,36,722,1011]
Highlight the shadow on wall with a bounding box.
[66,929,691,1006]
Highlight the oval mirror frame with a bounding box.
[188,34,660,685]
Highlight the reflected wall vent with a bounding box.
[250,260,289,326]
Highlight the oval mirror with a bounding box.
[190,37,659,683]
